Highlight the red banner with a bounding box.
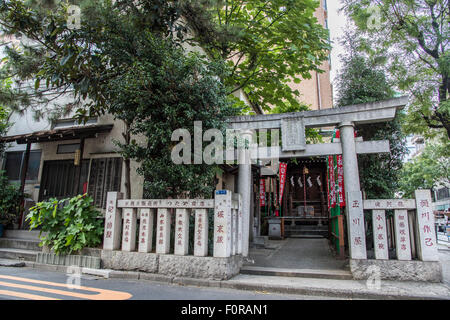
[328,156,336,208]
[279,162,287,205]
[334,129,346,207]
[337,154,345,207]
[273,178,277,205]
[259,179,266,207]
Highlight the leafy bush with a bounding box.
[0,170,22,226]
[26,194,104,255]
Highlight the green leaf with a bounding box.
[52,204,57,218]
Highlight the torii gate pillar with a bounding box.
[238,130,253,257]
[339,122,367,259]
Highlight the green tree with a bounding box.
[269,102,322,144]
[399,139,450,198]
[0,66,13,157]
[181,0,331,113]
[341,0,449,139]
[335,32,408,198]
[0,0,235,199]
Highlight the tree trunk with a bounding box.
[123,122,132,199]
[438,77,450,139]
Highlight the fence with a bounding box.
[363,189,439,262]
[102,190,243,259]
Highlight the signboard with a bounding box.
[279,162,287,205]
[259,179,266,207]
[337,155,345,207]
[328,156,336,208]
[281,117,306,151]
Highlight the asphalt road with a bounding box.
[0,266,347,301]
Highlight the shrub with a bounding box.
[26,194,104,255]
[0,170,22,226]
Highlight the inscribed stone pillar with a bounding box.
[414,190,439,261]
[235,193,243,254]
[232,208,238,256]
[121,208,137,252]
[194,209,208,257]
[372,210,389,260]
[394,210,412,260]
[156,208,171,254]
[174,208,189,255]
[339,122,367,259]
[103,192,123,250]
[346,191,367,259]
[138,208,154,253]
[238,130,252,257]
[213,190,232,257]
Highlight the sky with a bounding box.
[327,0,350,104]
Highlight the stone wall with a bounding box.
[100,250,243,280]
[350,259,443,283]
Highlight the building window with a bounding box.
[53,117,97,129]
[88,157,123,209]
[57,143,80,154]
[436,187,450,201]
[3,150,42,182]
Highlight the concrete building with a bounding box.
[404,134,426,162]
[289,0,333,111]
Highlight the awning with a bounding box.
[0,124,114,145]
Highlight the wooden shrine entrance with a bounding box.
[256,158,330,239]
[280,158,329,238]
[247,157,349,272]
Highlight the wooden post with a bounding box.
[338,215,345,259]
[18,142,31,229]
[73,137,85,196]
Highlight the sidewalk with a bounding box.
[221,273,450,300]
[21,261,450,300]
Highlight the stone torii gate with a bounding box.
[226,96,409,259]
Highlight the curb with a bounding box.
[0,259,26,267]
[219,280,448,300]
[22,262,450,300]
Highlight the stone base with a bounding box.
[350,259,442,283]
[36,252,101,269]
[101,250,158,273]
[101,250,243,280]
